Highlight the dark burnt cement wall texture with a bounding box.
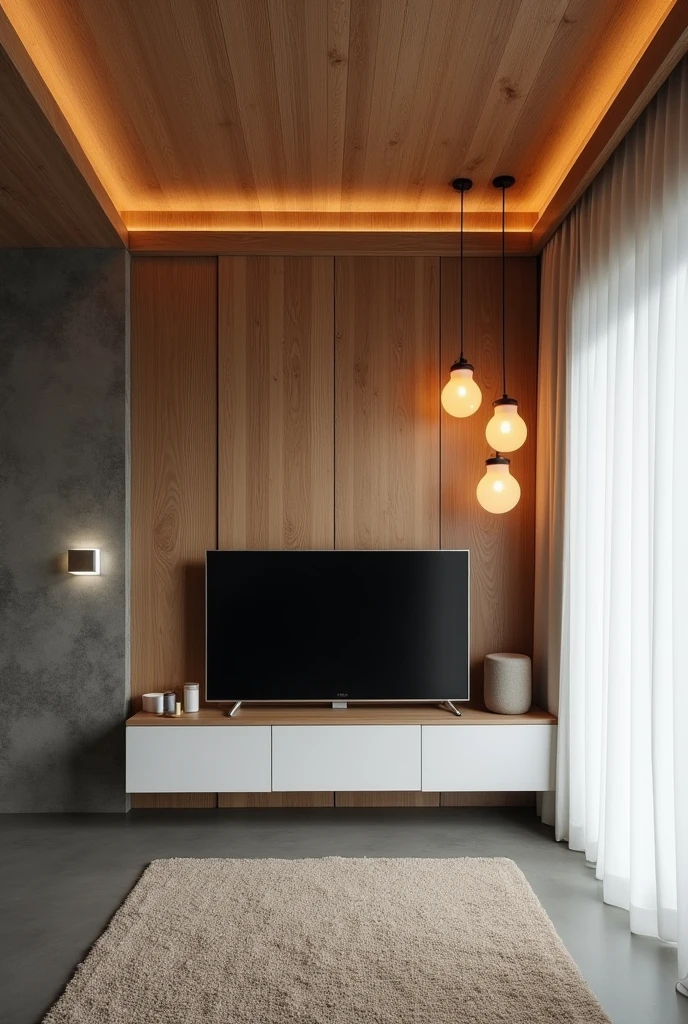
[0,250,128,811]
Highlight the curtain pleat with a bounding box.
[535,57,688,994]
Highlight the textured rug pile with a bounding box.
[43,856,609,1023]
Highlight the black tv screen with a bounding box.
[206,550,469,704]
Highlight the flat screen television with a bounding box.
[206,550,469,705]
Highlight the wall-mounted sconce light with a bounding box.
[67,549,101,575]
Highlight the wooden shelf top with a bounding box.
[126,704,556,727]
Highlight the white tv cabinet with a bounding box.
[126,705,556,797]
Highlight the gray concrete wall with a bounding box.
[0,250,128,812]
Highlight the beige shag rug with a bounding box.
[43,857,609,1023]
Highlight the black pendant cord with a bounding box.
[501,183,506,398]
[460,188,465,361]
[450,178,472,367]
[492,174,514,397]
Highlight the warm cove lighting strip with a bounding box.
[119,213,538,233]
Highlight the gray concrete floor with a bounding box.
[1,808,685,1024]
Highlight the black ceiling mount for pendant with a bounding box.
[450,177,473,367]
[492,175,515,403]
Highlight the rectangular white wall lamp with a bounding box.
[67,549,101,575]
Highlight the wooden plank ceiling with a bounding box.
[0,0,686,249]
[0,14,124,245]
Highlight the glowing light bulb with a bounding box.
[441,360,482,418]
[476,457,521,514]
[485,397,527,452]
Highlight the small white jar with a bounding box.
[184,683,200,713]
[142,692,164,715]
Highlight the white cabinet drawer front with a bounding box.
[272,726,421,791]
[422,725,556,792]
[126,727,271,793]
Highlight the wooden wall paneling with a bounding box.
[335,257,440,549]
[440,792,535,807]
[132,793,533,809]
[130,793,218,809]
[130,257,217,710]
[440,258,538,703]
[218,257,334,549]
[335,792,440,807]
[219,792,334,808]
[131,793,534,808]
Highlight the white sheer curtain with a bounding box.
[535,57,688,995]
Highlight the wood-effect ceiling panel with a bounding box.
[0,20,124,246]
[0,0,684,242]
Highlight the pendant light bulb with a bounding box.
[442,177,482,418]
[485,397,527,452]
[441,358,482,417]
[476,456,521,514]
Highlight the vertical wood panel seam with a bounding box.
[215,256,220,552]
[439,258,442,552]
[331,254,333,548]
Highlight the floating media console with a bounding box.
[129,550,556,803]
[125,705,557,797]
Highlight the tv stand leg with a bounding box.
[227,701,243,718]
[442,701,462,717]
